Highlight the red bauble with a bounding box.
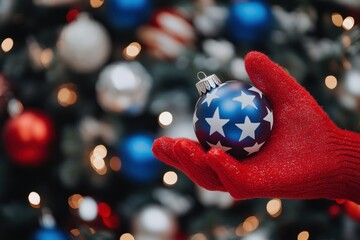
[3,110,55,166]
[344,200,360,221]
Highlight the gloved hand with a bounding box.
[152,51,360,203]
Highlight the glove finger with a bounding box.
[174,139,226,191]
[244,51,311,106]
[152,137,183,170]
[207,148,253,199]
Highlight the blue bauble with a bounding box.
[33,227,70,240]
[226,1,272,43]
[118,133,163,182]
[193,80,273,159]
[105,0,152,30]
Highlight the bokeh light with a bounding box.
[98,202,111,218]
[331,13,343,27]
[68,194,84,209]
[123,42,141,60]
[57,84,77,107]
[242,216,259,232]
[7,98,24,116]
[110,156,122,171]
[297,230,310,240]
[70,229,80,237]
[90,0,104,8]
[266,198,282,217]
[79,196,98,221]
[93,144,107,158]
[1,37,14,52]
[342,16,355,30]
[158,111,173,127]
[119,233,135,240]
[90,145,108,175]
[325,75,337,89]
[28,191,41,208]
[163,171,178,186]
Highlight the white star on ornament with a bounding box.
[205,108,230,137]
[236,116,260,141]
[244,142,265,155]
[202,89,220,107]
[248,86,263,98]
[233,91,258,109]
[193,111,199,124]
[206,140,232,152]
[263,107,274,130]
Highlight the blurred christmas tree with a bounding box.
[1,0,360,239]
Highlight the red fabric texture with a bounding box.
[152,51,360,203]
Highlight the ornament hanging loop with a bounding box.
[197,71,207,81]
[195,72,222,95]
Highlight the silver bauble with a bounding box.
[133,205,177,240]
[96,61,152,115]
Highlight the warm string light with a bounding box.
[28,191,41,208]
[68,194,84,209]
[1,37,14,53]
[70,229,81,237]
[123,42,142,60]
[94,144,107,158]
[331,13,343,27]
[90,144,108,175]
[331,13,355,31]
[163,171,178,186]
[325,75,337,89]
[57,83,78,107]
[297,230,310,240]
[266,198,282,217]
[109,156,122,171]
[89,0,104,8]
[235,215,260,236]
[119,233,135,240]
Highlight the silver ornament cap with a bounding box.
[195,72,222,95]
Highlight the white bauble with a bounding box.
[57,14,111,73]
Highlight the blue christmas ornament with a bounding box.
[118,133,163,182]
[105,0,152,30]
[226,1,272,43]
[193,73,273,159]
[33,227,70,240]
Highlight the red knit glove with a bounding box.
[152,51,360,203]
